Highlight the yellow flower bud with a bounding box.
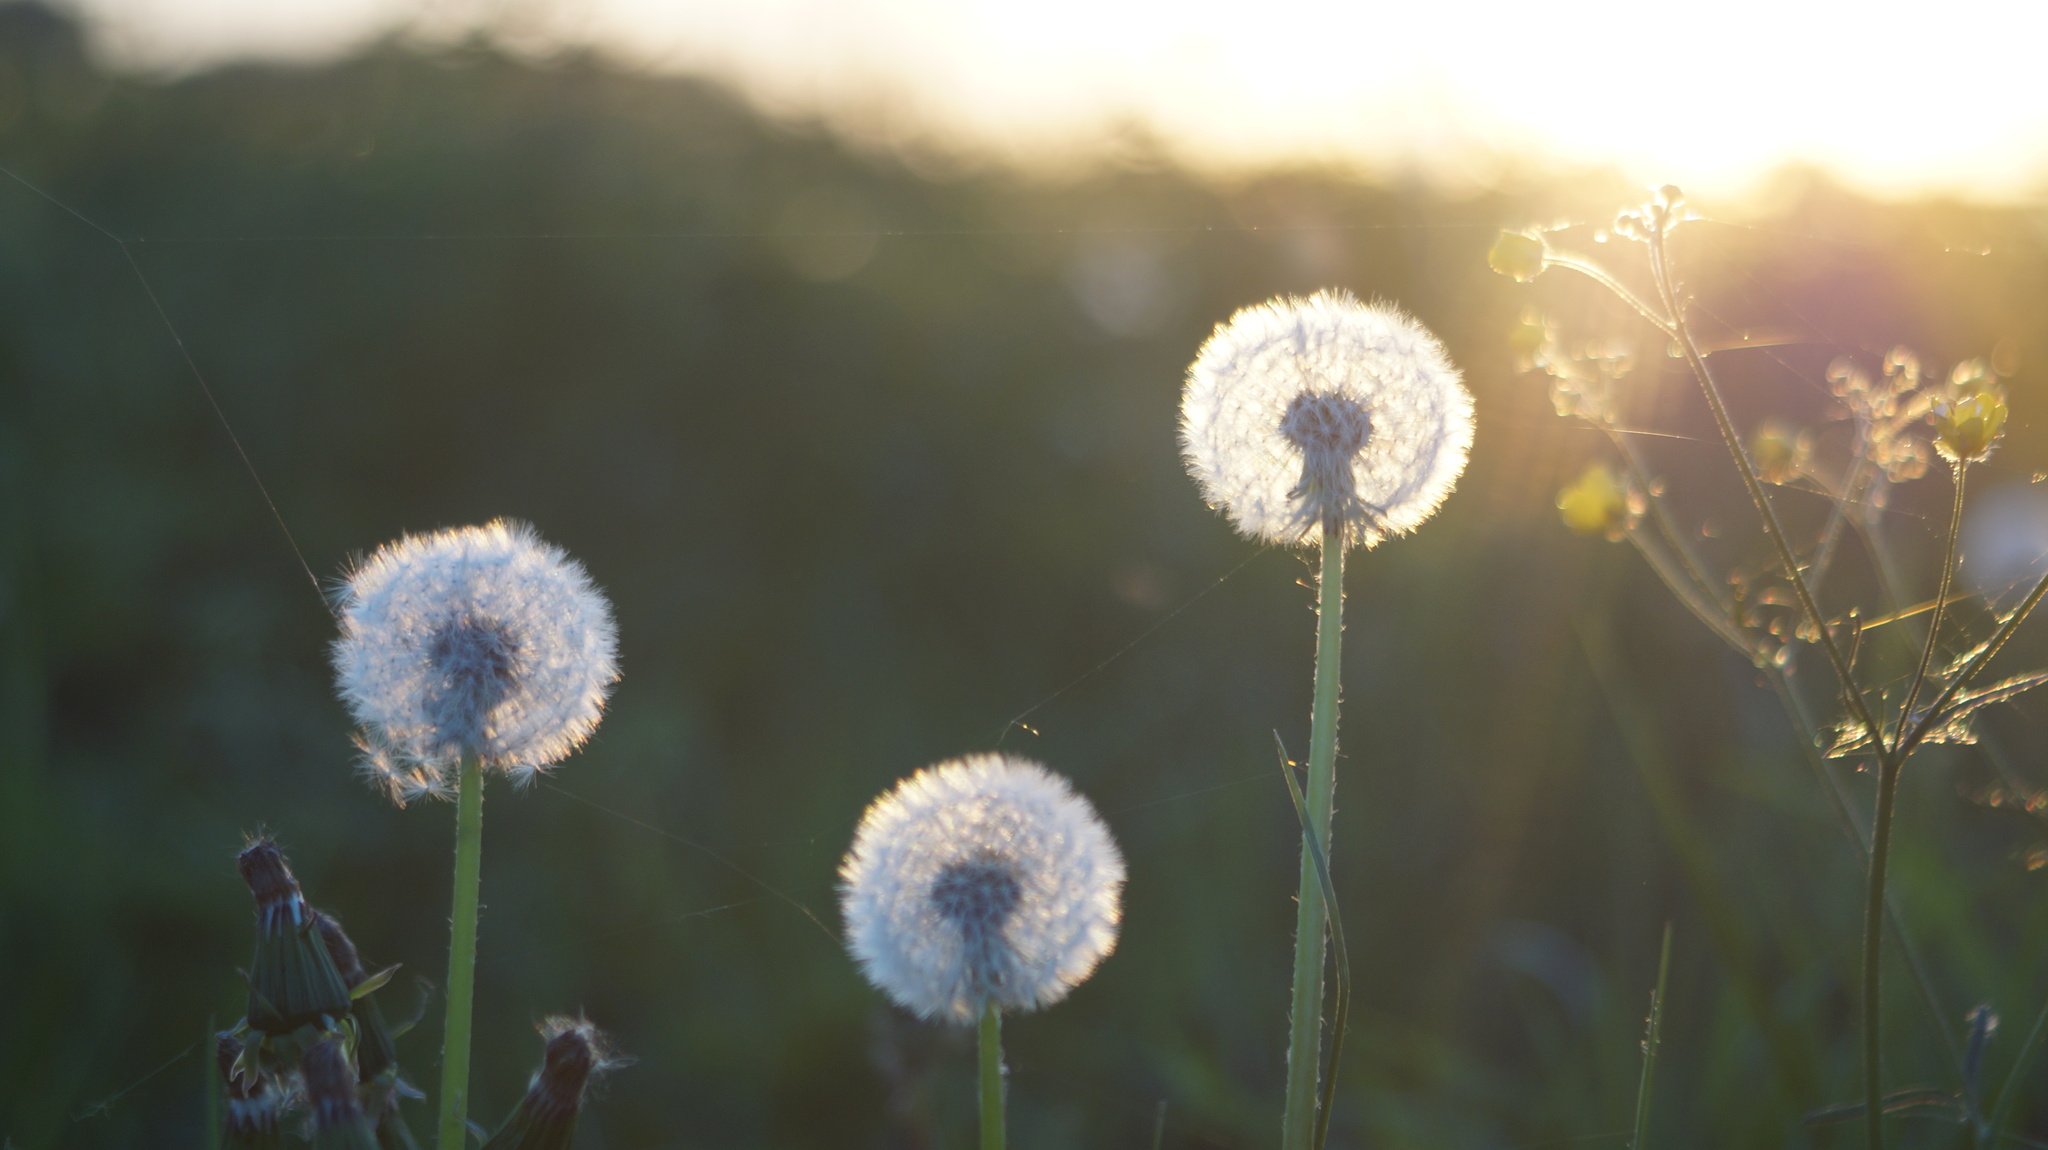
[1934,384,2008,463]
[1750,418,1804,484]
[1488,231,1547,283]
[1557,463,1629,539]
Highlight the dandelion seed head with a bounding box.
[839,754,1125,1024]
[332,520,618,804]
[1182,290,1474,548]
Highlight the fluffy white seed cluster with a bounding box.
[1182,290,1475,548]
[840,754,1125,1024]
[332,520,619,804]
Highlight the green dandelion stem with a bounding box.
[1281,524,1344,1150]
[437,755,486,1150]
[979,1000,1005,1150]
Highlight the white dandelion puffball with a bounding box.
[1182,290,1474,548]
[840,754,1125,1024]
[332,519,618,803]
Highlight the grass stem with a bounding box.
[979,1000,1005,1150]
[1281,525,1345,1150]
[1631,924,1673,1150]
[436,755,485,1150]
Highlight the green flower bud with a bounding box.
[1488,230,1547,283]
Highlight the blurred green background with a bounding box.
[6,3,2048,1145]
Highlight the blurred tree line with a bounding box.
[4,2,2048,1145]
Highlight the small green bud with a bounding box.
[1489,230,1547,283]
[1558,463,1630,539]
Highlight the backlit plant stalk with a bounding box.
[1498,191,2037,1149]
[1180,292,1473,1149]
[331,521,618,1150]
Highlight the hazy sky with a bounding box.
[71,0,2048,199]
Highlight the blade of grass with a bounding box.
[1631,924,1673,1150]
[1986,989,2048,1138]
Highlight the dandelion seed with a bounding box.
[332,519,618,804]
[1181,290,1474,548]
[839,754,1125,1024]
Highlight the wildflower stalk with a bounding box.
[978,1001,1005,1150]
[1850,462,1965,1148]
[436,755,486,1150]
[1637,220,1894,1149]
[1640,225,1882,753]
[1897,464,1968,749]
[1281,519,1344,1150]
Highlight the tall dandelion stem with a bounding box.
[1282,522,1344,1150]
[979,1001,1005,1150]
[437,755,486,1150]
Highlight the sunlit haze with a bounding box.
[72,0,2048,198]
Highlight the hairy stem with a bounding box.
[436,756,485,1150]
[1637,220,1899,1146]
[979,1001,1005,1150]
[1901,563,2048,760]
[1896,462,1967,750]
[1862,753,1902,1150]
[1642,226,1882,754]
[1762,667,1969,1088]
[1281,525,1345,1150]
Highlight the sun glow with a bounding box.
[77,0,2048,198]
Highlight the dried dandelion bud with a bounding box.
[218,1034,284,1150]
[313,911,406,1092]
[1557,463,1631,539]
[840,755,1125,1024]
[1935,375,2008,464]
[1750,419,1806,485]
[1181,291,1474,549]
[1488,230,1548,283]
[332,520,619,805]
[481,1017,620,1150]
[303,1039,379,1150]
[238,839,353,1036]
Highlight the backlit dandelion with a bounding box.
[332,518,617,1150]
[1181,290,1473,548]
[841,754,1124,1024]
[1179,291,1470,1149]
[841,754,1123,1150]
[333,519,618,803]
